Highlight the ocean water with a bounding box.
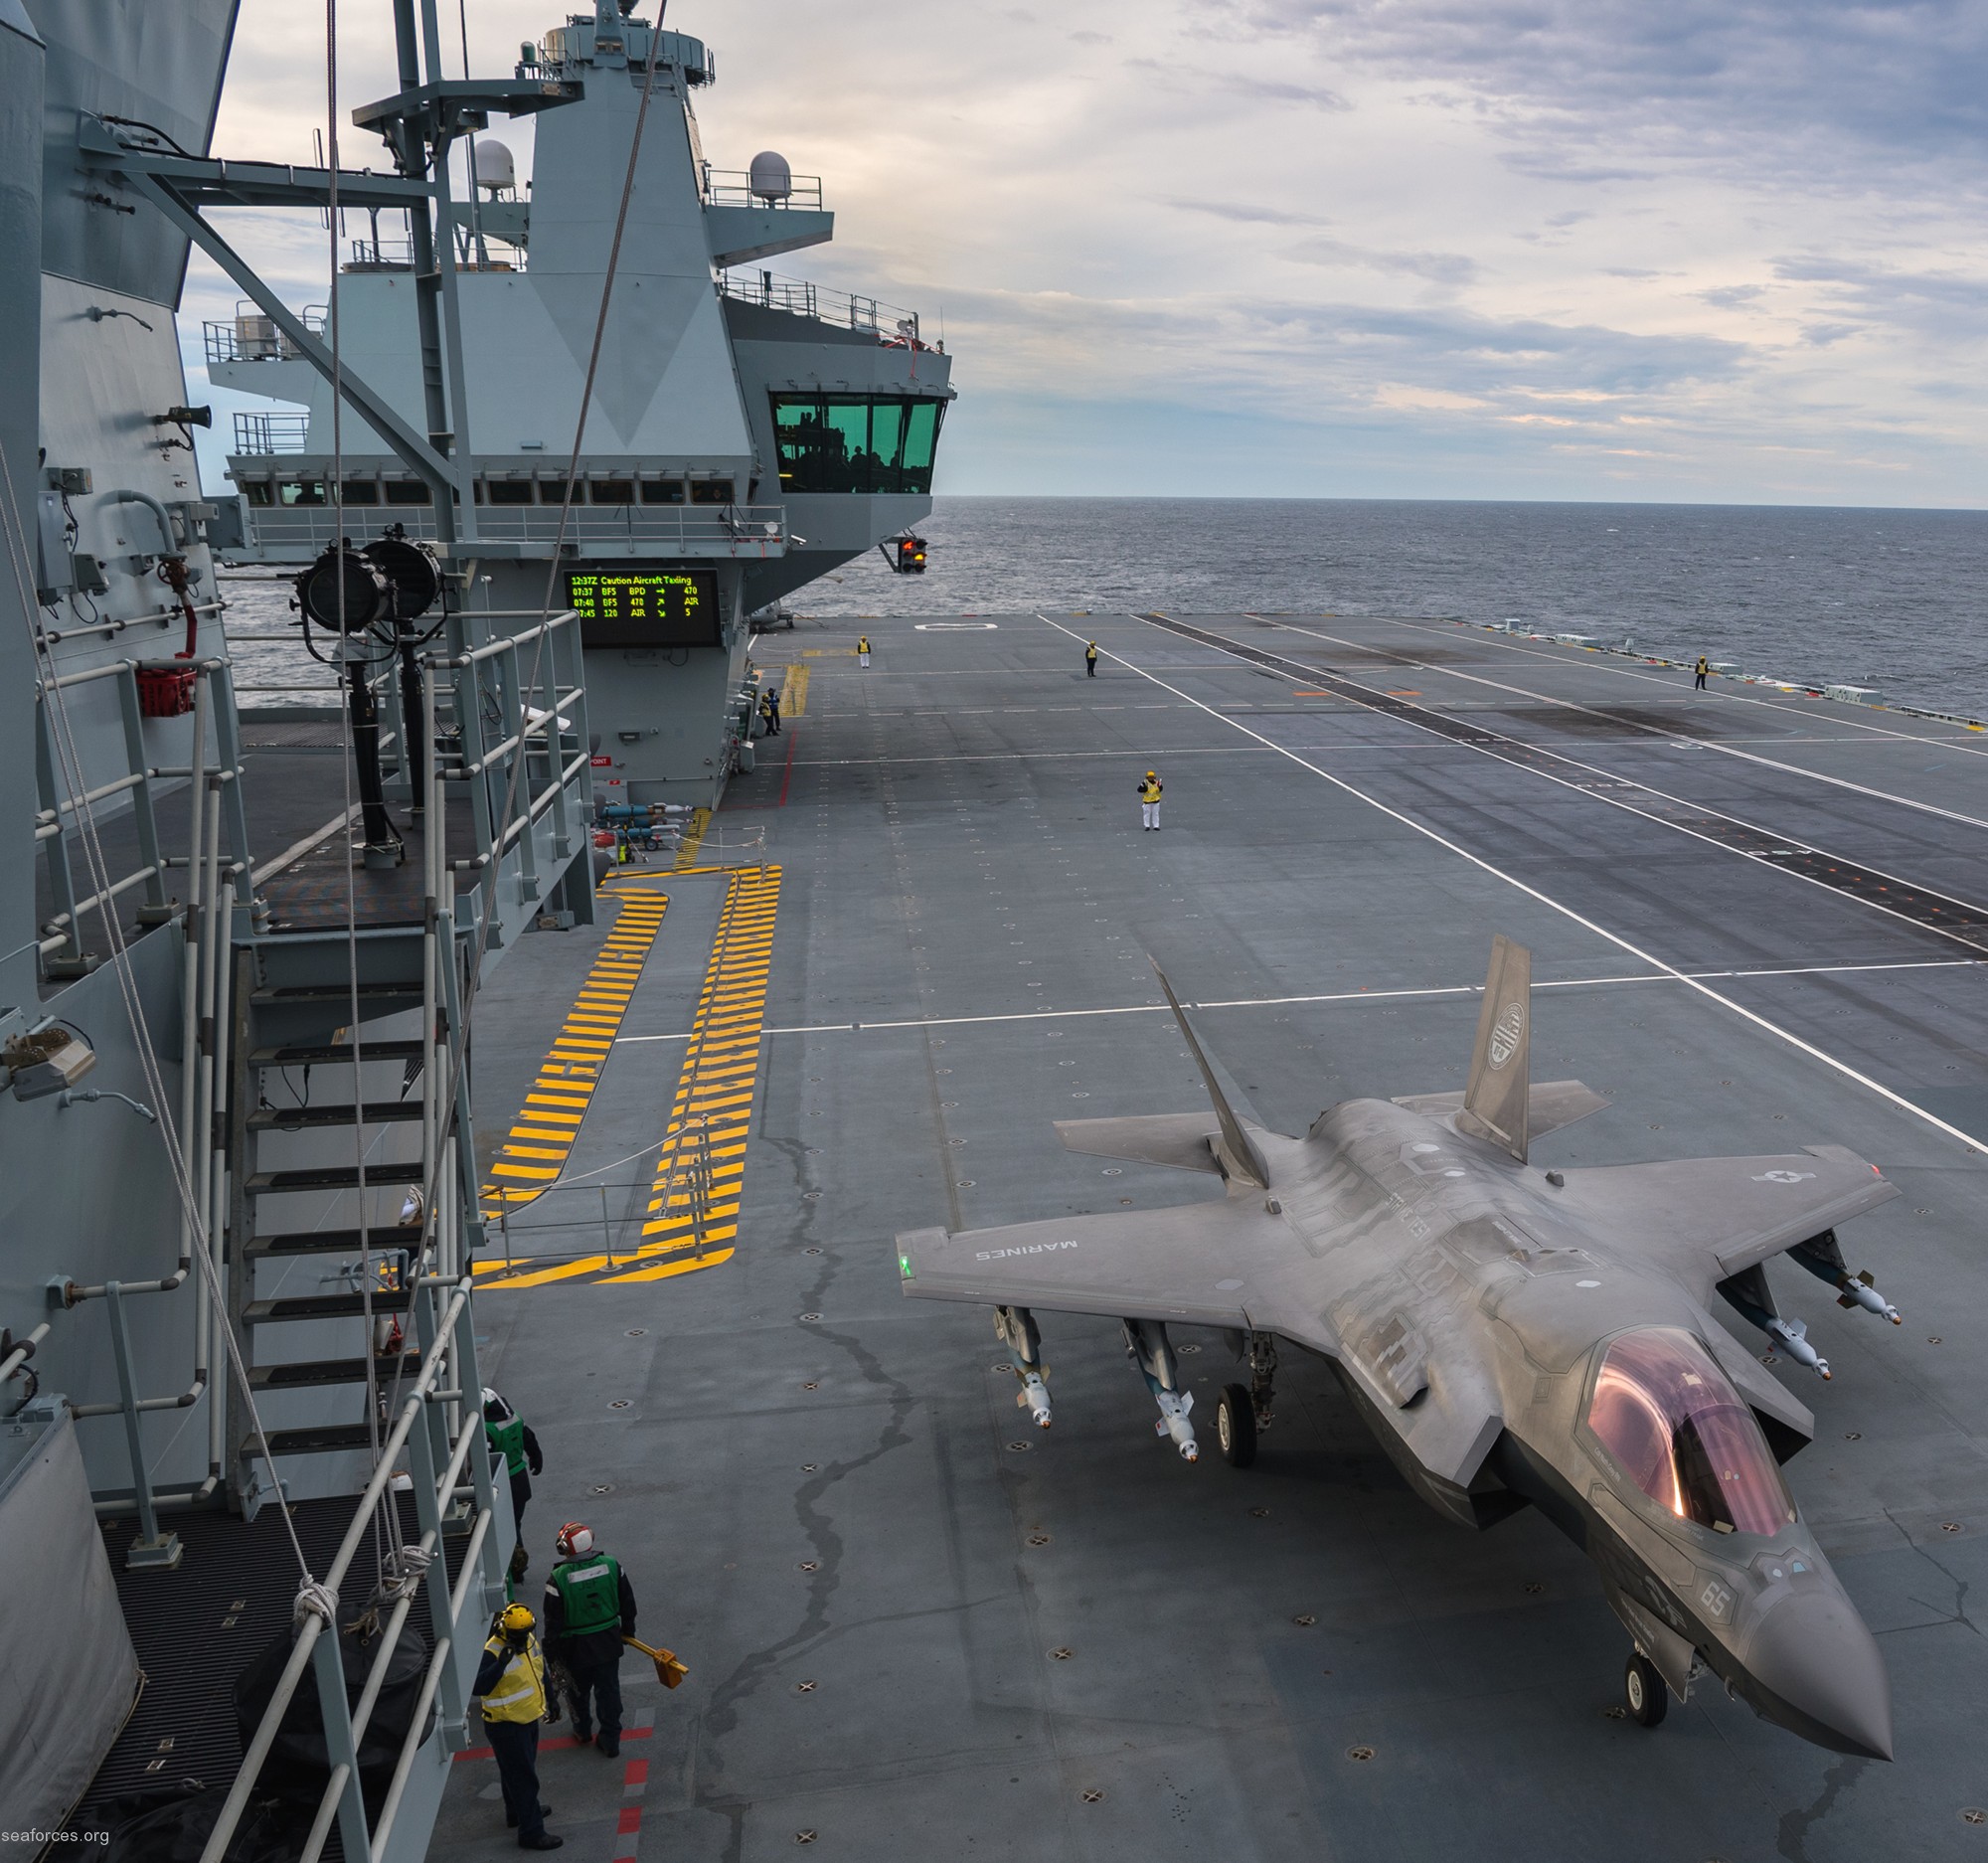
[220,498,1988,719]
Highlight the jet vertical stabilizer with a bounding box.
[1460,934,1532,1161]
[1149,959,1270,1188]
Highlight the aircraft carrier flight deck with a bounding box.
[435,609,1988,1863]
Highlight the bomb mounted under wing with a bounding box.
[897,938,1904,1758]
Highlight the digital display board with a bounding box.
[567,566,722,648]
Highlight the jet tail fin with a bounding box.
[1459,934,1531,1162]
[1149,959,1269,1188]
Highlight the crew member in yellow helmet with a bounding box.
[474,1603,562,1849]
[1139,769,1163,831]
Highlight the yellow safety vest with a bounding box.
[1140,779,1161,803]
[481,1633,548,1725]
[858,637,870,653]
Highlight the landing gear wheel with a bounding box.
[1623,1652,1668,1728]
[1216,1385,1256,1468]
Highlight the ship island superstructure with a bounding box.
[208,1,954,807]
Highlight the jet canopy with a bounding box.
[1587,1328,1795,1536]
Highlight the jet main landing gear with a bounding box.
[1623,1651,1668,1728]
[1216,1385,1256,1466]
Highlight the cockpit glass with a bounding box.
[1586,1328,1794,1535]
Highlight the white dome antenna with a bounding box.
[748,151,792,203]
[475,139,517,197]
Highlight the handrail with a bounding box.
[199,1279,479,1863]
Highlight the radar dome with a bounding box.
[475,139,517,196]
[748,151,792,203]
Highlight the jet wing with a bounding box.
[897,1197,1298,1327]
[1557,1144,1898,1302]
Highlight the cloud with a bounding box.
[1289,236,1479,285]
[1216,0,1988,197]
[182,0,1988,506]
[1698,283,1765,309]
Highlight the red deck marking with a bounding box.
[623,1759,649,1785]
[616,1807,642,1834]
[453,1726,653,1763]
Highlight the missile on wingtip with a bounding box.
[1016,1370,1054,1428]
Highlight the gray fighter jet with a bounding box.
[898,938,1904,1758]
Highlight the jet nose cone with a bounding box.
[1740,1583,1894,1761]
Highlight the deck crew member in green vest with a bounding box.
[483,1387,545,1578]
[545,1519,636,1750]
[545,1520,640,1757]
[473,1603,563,1850]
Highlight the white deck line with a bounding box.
[1250,612,1988,833]
[609,958,1981,1045]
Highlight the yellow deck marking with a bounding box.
[478,865,782,1291]
[477,891,669,1220]
[674,807,713,869]
[776,664,810,716]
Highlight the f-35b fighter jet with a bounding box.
[898,938,1904,1758]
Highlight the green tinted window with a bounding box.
[769,395,946,494]
[903,401,939,472]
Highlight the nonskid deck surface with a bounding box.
[436,613,1988,1862]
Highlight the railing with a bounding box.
[232,500,788,561]
[205,302,329,365]
[719,269,922,346]
[348,237,414,269]
[701,166,825,211]
[197,1279,508,1863]
[234,411,311,454]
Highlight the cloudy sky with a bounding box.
[189,0,1988,504]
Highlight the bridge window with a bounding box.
[487,480,534,506]
[639,479,686,504]
[384,481,432,506]
[689,479,735,505]
[770,395,945,494]
[589,479,635,504]
[277,479,326,506]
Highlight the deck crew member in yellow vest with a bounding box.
[473,1603,562,1850]
[483,1387,545,1578]
[858,634,870,668]
[545,1520,640,1757]
[1139,770,1163,831]
[1695,655,1709,690]
[1085,640,1098,677]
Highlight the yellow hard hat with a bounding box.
[1146,770,1156,778]
[500,1603,535,1634]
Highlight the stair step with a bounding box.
[248,1101,425,1131]
[245,1227,422,1260]
[249,1040,427,1067]
[250,982,422,1006]
[244,1289,414,1323]
[243,1423,377,1458]
[248,1352,422,1391]
[246,1161,426,1194]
